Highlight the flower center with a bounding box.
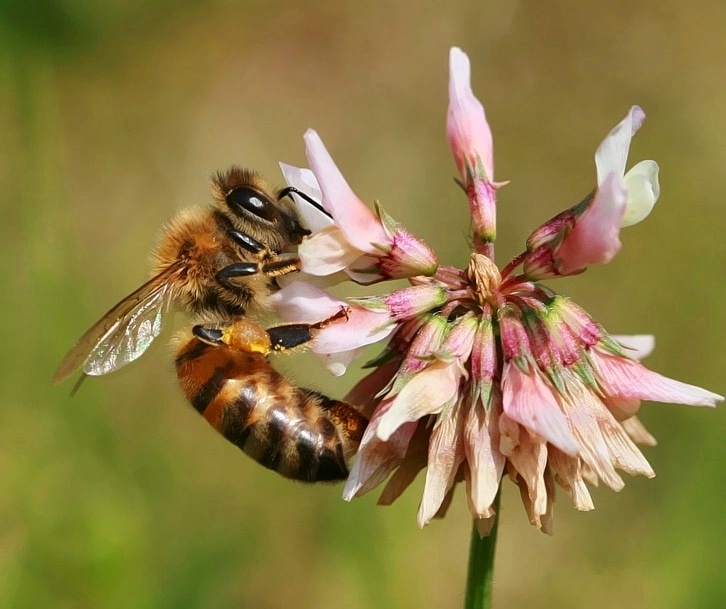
[466,253,502,309]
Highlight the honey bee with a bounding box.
[55,167,368,481]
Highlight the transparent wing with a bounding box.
[54,264,184,383]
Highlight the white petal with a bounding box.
[298,226,363,276]
[278,162,333,233]
[595,106,645,185]
[622,160,660,227]
[610,334,655,360]
[376,360,462,441]
[320,348,365,376]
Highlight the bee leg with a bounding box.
[193,320,272,355]
[216,258,301,291]
[215,262,258,287]
[192,307,349,355]
[259,258,301,277]
[266,307,350,352]
[225,229,265,254]
[305,391,368,445]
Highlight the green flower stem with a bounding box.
[464,490,501,609]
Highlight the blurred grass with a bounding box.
[1,1,724,608]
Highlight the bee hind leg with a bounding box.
[266,307,350,352]
[191,306,349,356]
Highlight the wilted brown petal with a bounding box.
[548,446,595,511]
[621,416,657,447]
[418,398,466,527]
[463,393,505,518]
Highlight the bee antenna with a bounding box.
[278,186,332,219]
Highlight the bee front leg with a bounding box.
[215,257,301,291]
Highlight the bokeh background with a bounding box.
[1,1,724,607]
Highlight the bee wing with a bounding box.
[54,264,184,384]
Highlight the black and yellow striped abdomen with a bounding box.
[175,336,367,482]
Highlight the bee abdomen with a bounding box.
[175,338,367,482]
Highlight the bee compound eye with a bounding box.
[226,186,277,222]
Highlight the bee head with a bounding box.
[212,167,310,249]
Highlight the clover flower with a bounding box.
[280,130,438,284]
[273,47,722,534]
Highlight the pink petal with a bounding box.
[387,315,449,396]
[343,402,417,500]
[377,457,426,506]
[377,359,464,442]
[466,175,497,243]
[304,130,389,252]
[598,414,654,478]
[345,357,402,418]
[560,373,653,489]
[555,172,627,274]
[595,106,645,185]
[268,281,394,355]
[376,417,430,506]
[278,162,332,232]
[268,280,344,321]
[591,349,723,407]
[313,309,393,354]
[501,361,580,455]
[378,285,446,320]
[603,394,642,420]
[447,47,494,180]
[347,254,385,284]
[439,314,478,360]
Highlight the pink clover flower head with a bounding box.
[273,47,721,533]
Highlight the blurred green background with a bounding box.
[1,1,724,607]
